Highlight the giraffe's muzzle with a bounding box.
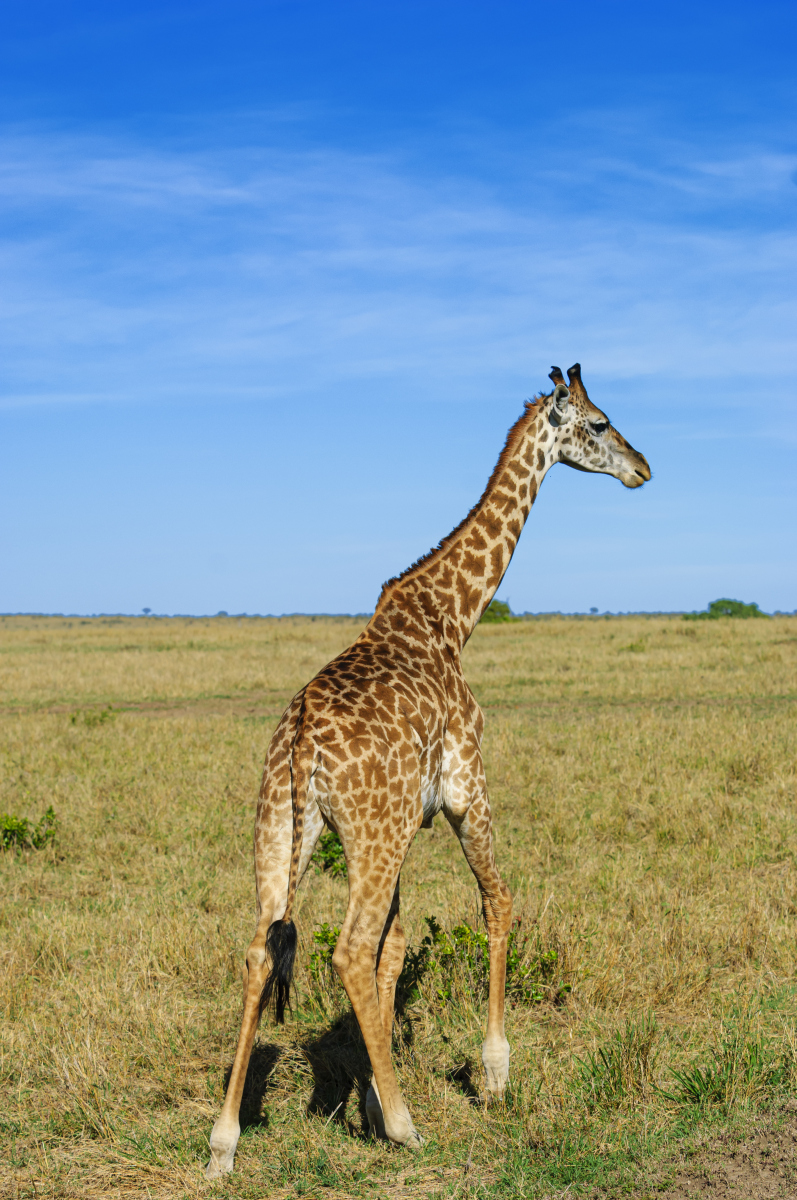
[619,449,651,488]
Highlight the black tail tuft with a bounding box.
[261,919,298,1024]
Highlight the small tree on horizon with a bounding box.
[684,598,767,621]
[480,599,514,624]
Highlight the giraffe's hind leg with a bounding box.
[206,909,273,1179]
[206,790,324,1179]
[333,856,422,1149]
[366,879,406,1139]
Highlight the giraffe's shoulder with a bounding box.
[295,631,446,730]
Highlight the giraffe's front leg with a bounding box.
[447,789,513,1101]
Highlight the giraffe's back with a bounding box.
[256,625,454,857]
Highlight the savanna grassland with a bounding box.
[2,612,797,1199]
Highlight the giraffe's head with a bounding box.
[546,364,651,488]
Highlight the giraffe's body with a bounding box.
[207,365,650,1176]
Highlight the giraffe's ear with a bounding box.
[551,383,571,425]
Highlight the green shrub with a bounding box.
[1,805,58,851]
[684,598,767,621]
[70,706,116,727]
[480,599,515,624]
[305,914,569,1014]
[402,917,492,1005]
[308,922,340,981]
[312,830,347,877]
[410,917,568,1007]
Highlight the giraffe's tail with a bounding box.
[261,696,313,1024]
[260,919,297,1025]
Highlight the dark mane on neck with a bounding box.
[376,395,547,607]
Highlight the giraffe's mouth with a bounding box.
[630,458,651,486]
[619,469,649,489]
[617,451,651,488]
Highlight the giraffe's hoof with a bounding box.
[206,1118,239,1179]
[205,1152,234,1180]
[403,1126,424,1150]
[365,1083,422,1148]
[385,1125,423,1149]
[482,1036,510,1097]
[384,1113,424,1149]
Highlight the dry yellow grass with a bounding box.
[1,612,796,1199]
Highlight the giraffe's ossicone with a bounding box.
[207,364,650,1177]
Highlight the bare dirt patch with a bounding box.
[660,1109,797,1198]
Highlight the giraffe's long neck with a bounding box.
[377,397,556,653]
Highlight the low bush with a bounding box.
[70,706,116,727]
[1,805,58,851]
[312,830,347,877]
[304,914,571,1013]
[399,916,569,1007]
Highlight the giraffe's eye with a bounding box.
[591,421,609,435]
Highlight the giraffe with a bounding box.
[206,363,650,1177]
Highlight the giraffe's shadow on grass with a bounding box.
[225,1013,373,1139]
[302,1009,373,1137]
[224,1043,281,1131]
[446,1058,481,1103]
[231,1007,422,1139]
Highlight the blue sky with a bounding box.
[1,1,795,615]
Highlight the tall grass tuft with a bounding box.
[660,1006,795,1111]
[576,1013,658,1109]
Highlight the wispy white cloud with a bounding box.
[1,119,796,416]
